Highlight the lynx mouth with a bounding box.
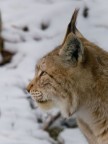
[30,94,52,104]
[36,99,52,103]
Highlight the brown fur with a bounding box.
[27,10,108,144]
[0,12,3,55]
[0,12,13,66]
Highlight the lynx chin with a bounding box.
[27,10,108,144]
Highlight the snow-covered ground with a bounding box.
[0,0,108,143]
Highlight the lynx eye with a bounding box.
[40,71,47,77]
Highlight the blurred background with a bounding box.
[0,0,108,144]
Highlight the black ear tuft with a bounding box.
[62,9,79,45]
[70,9,79,34]
[67,9,79,35]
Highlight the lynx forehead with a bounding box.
[27,9,108,144]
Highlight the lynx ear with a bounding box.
[60,33,84,64]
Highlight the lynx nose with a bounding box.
[26,82,33,93]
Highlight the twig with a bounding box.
[43,112,61,130]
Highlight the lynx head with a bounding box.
[27,10,92,118]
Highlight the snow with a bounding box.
[58,128,88,144]
[0,0,108,144]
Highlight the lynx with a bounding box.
[27,10,108,144]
